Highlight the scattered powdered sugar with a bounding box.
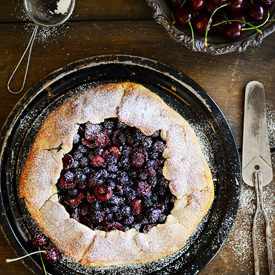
[8,80,273,273]
[19,21,71,43]
[267,108,275,148]
[11,0,73,43]
[219,153,274,267]
[55,0,71,15]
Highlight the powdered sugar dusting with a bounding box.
[219,153,274,268]
[21,22,71,43]
[55,0,71,15]
[11,1,73,43]
[267,108,275,148]
[9,82,245,274]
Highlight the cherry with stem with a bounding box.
[6,248,47,275]
[213,19,263,33]
[242,11,270,30]
[204,3,230,47]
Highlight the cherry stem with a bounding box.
[39,247,48,275]
[242,11,270,31]
[231,20,262,33]
[6,250,46,263]
[212,20,227,27]
[171,11,176,25]
[204,3,230,48]
[189,21,195,50]
[212,18,263,34]
[230,20,262,33]
[180,0,188,8]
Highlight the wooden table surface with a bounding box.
[0,1,274,274]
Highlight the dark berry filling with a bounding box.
[57,118,175,233]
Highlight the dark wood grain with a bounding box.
[0,21,274,147]
[0,0,153,22]
[0,1,274,274]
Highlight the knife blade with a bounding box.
[242,80,273,187]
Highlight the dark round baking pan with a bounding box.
[146,0,275,54]
[0,55,241,274]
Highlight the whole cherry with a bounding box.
[190,0,207,11]
[213,15,228,34]
[42,245,62,263]
[249,4,266,22]
[194,15,213,34]
[31,232,48,248]
[224,22,242,39]
[227,0,247,14]
[169,0,184,8]
[175,8,192,26]
[260,0,273,8]
[232,12,249,27]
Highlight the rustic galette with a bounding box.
[19,82,214,266]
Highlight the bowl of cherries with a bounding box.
[146,0,274,54]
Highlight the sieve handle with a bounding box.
[7,25,38,94]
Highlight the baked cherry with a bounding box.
[249,4,266,21]
[42,245,62,263]
[80,203,89,216]
[91,155,105,167]
[94,185,112,201]
[95,132,109,147]
[113,130,124,146]
[31,232,48,248]
[62,154,74,169]
[146,167,156,178]
[138,181,151,196]
[106,222,124,231]
[65,192,83,206]
[175,8,192,27]
[131,148,145,168]
[108,146,120,159]
[143,224,156,233]
[60,176,77,189]
[224,22,242,39]
[86,191,96,203]
[130,199,143,214]
[57,119,175,233]
[152,141,165,153]
[82,138,94,148]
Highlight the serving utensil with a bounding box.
[242,80,274,275]
[7,0,75,94]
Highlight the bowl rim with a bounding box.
[146,0,275,54]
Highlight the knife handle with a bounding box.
[253,171,274,275]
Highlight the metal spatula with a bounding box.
[242,81,274,275]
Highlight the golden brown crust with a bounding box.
[19,82,214,266]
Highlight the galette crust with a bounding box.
[19,82,214,266]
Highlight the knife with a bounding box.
[242,81,274,275]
